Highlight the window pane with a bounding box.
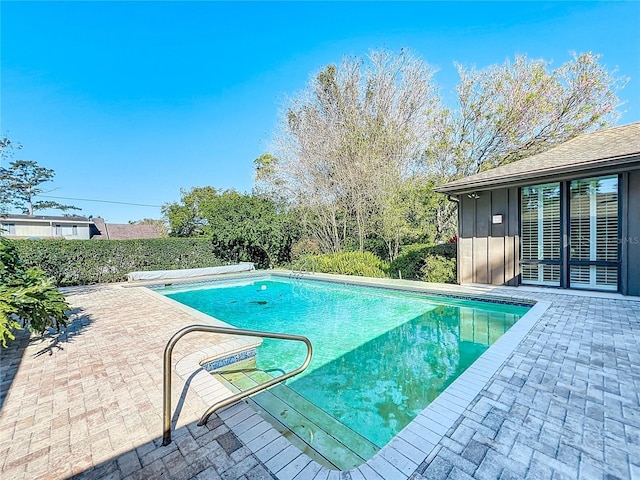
[1,223,16,235]
[570,265,617,291]
[521,183,560,286]
[569,175,618,291]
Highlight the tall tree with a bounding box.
[0,137,21,214]
[271,49,439,252]
[424,52,625,239]
[0,160,80,215]
[263,50,623,250]
[427,52,625,178]
[201,190,298,267]
[376,179,442,261]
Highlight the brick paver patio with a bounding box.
[1,280,638,479]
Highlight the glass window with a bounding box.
[520,176,619,292]
[569,175,618,291]
[1,223,16,235]
[521,183,561,286]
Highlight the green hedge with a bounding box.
[293,251,389,278]
[389,243,457,283]
[12,238,224,286]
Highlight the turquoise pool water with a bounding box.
[161,277,529,448]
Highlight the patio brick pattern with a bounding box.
[1,283,639,479]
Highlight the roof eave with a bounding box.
[0,217,92,224]
[436,153,640,195]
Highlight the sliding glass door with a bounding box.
[520,175,619,291]
[520,183,561,286]
[569,176,618,291]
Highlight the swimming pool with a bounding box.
[160,276,530,464]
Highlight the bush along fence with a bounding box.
[13,238,224,286]
[292,251,390,278]
[388,243,457,283]
[291,244,457,283]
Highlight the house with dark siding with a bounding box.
[436,122,640,296]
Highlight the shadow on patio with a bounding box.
[68,412,275,480]
[0,308,92,411]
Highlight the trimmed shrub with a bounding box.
[420,255,457,283]
[389,243,457,283]
[293,251,389,278]
[13,238,224,286]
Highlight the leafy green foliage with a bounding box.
[375,179,448,260]
[202,190,296,267]
[0,238,71,347]
[164,187,298,268]
[389,243,457,283]
[420,255,457,284]
[12,238,223,286]
[253,153,279,185]
[162,186,218,237]
[293,251,389,278]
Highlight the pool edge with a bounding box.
[147,274,551,480]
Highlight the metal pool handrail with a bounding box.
[162,324,313,446]
[291,257,315,276]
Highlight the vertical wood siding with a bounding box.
[458,188,520,286]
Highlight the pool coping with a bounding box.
[148,272,551,480]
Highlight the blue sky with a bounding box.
[2,1,639,223]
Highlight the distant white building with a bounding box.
[0,214,164,240]
[0,214,92,240]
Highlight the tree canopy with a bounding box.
[269,49,439,254]
[0,157,80,216]
[426,52,625,178]
[163,187,298,267]
[264,49,624,256]
[161,186,218,237]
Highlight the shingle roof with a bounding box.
[436,122,640,194]
[102,224,161,240]
[89,217,162,240]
